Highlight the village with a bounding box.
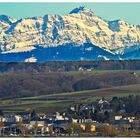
[0,95,140,137]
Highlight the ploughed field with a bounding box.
[0,69,140,114]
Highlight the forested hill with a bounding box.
[0,60,140,72]
[0,60,140,99]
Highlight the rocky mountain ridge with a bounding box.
[0,6,140,62]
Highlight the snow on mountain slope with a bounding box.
[1,46,36,54]
[0,43,119,62]
[25,56,37,62]
[0,6,140,62]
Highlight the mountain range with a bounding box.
[0,6,140,62]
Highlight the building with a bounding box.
[15,115,23,122]
[0,115,15,123]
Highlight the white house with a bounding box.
[15,115,23,122]
[115,116,122,120]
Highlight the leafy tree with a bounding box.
[0,110,3,116]
[30,109,36,119]
[104,111,110,122]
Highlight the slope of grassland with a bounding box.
[1,83,140,114]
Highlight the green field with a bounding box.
[1,83,140,114]
[0,69,140,114]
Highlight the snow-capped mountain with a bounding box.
[0,6,140,62]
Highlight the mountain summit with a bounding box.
[69,6,95,15]
[0,15,15,24]
[0,7,140,62]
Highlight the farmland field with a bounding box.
[0,69,140,114]
[1,60,140,114]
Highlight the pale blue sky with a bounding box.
[0,3,140,25]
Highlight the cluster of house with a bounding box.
[0,98,139,137]
[0,111,96,137]
[67,98,139,131]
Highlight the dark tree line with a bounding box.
[73,71,139,91]
[1,60,140,73]
[0,70,139,98]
